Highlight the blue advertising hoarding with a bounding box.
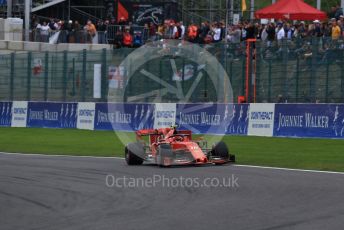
[224,104,249,135]
[0,102,12,127]
[274,104,344,138]
[1,101,344,139]
[176,103,249,135]
[27,102,77,129]
[94,103,155,131]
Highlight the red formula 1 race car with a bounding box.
[124,126,235,167]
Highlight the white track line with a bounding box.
[234,165,344,175]
[0,151,124,160]
[1,152,343,175]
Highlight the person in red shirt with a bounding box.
[187,23,198,43]
[123,29,133,47]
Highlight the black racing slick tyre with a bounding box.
[229,154,236,162]
[125,143,144,165]
[211,141,230,159]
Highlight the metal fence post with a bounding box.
[62,50,68,101]
[81,49,87,102]
[246,40,255,103]
[218,52,222,102]
[159,58,162,99]
[101,48,107,101]
[309,37,318,101]
[145,56,150,101]
[341,48,344,101]
[268,60,272,102]
[295,56,300,102]
[241,55,246,97]
[282,39,288,101]
[255,48,260,103]
[229,60,233,85]
[72,58,76,97]
[10,53,15,101]
[27,52,32,101]
[182,57,185,93]
[325,59,330,103]
[44,51,49,101]
[128,55,132,101]
[51,54,55,88]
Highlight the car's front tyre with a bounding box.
[125,143,144,165]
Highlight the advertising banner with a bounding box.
[119,1,177,26]
[154,103,176,129]
[175,103,249,135]
[11,101,28,128]
[224,104,250,135]
[132,4,164,25]
[93,64,101,99]
[248,103,275,137]
[108,66,126,89]
[27,102,77,129]
[176,104,233,135]
[0,102,12,127]
[274,104,344,138]
[2,101,344,139]
[94,103,154,131]
[77,102,95,130]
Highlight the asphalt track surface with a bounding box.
[1,153,344,230]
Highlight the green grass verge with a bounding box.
[0,127,343,172]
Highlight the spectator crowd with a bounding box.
[30,4,344,48]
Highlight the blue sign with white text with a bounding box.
[2,101,344,139]
[176,103,249,135]
[274,104,344,138]
[27,102,77,128]
[94,103,155,131]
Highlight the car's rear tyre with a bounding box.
[158,144,173,167]
[229,154,236,162]
[211,141,229,159]
[125,143,144,165]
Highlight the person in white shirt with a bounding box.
[40,21,50,42]
[277,23,285,46]
[277,23,285,49]
[261,24,268,42]
[179,21,185,39]
[228,25,241,44]
[172,23,178,39]
[36,22,42,30]
[213,23,222,42]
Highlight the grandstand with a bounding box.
[1,1,342,24]
[1,0,180,25]
[0,0,246,26]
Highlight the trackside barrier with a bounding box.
[1,101,344,139]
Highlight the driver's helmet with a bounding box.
[171,125,178,134]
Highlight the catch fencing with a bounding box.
[1,37,344,103]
